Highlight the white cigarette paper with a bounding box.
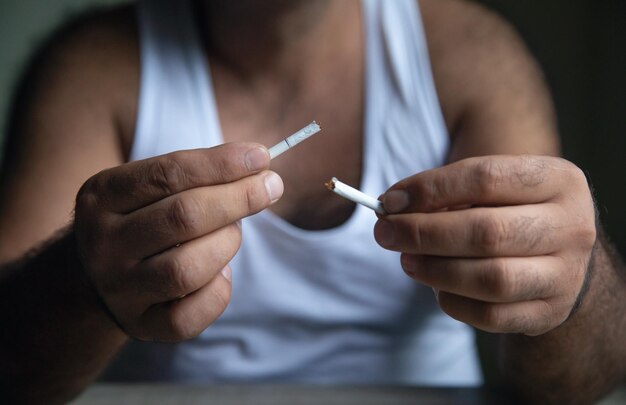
[325,177,386,215]
[269,121,321,159]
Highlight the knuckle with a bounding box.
[162,255,194,296]
[411,221,425,252]
[540,299,559,323]
[560,158,585,180]
[473,214,506,254]
[481,259,516,299]
[514,155,549,188]
[231,222,243,249]
[568,173,597,247]
[567,165,592,195]
[214,229,242,266]
[524,300,559,336]
[557,159,591,195]
[203,229,243,274]
[166,310,198,341]
[579,223,597,248]
[210,284,232,312]
[474,158,505,197]
[423,180,442,211]
[570,210,598,250]
[481,304,506,331]
[153,155,188,195]
[75,191,117,261]
[207,152,238,183]
[169,197,202,235]
[76,175,102,211]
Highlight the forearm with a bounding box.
[0,227,127,404]
[498,231,626,404]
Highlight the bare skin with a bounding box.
[0,0,624,403]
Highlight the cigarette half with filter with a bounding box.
[325,177,387,215]
[269,121,322,159]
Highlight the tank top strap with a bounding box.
[361,0,449,194]
[131,0,221,161]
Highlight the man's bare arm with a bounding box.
[0,8,135,402]
[419,0,626,402]
[0,230,128,402]
[0,7,139,401]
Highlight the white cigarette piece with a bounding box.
[325,177,386,215]
[269,121,321,159]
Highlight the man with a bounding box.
[0,0,624,403]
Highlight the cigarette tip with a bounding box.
[325,177,337,190]
[313,120,321,129]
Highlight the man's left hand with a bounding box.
[375,155,597,336]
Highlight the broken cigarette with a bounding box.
[325,177,386,215]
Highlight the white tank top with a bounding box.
[104,0,482,386]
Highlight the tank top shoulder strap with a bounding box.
[361,0,449,192]
[132,0,221,161]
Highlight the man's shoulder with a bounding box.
[419,0,541,133]
[419,0,558,158]
[14,4,140,151]
[419,0,523,60]
[4,4,140,164]
[26,4,138,83]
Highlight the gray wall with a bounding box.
[1,0,625,257]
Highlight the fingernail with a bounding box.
[375,220,395,247]
[221,266,232,282]
[264,172,284,203]
[384,190,410,213]
[245,147,269,172]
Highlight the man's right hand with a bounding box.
[74,143,283,342]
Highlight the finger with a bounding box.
[121,223,241,305]
[401,254,562,303]
[133,265,233,342]
[116,170,282,258]
[374,204,563,257]
[382,155,578,214]
[436,291,567,336]
[83,143,271,213]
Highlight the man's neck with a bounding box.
[197,0,359,86]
